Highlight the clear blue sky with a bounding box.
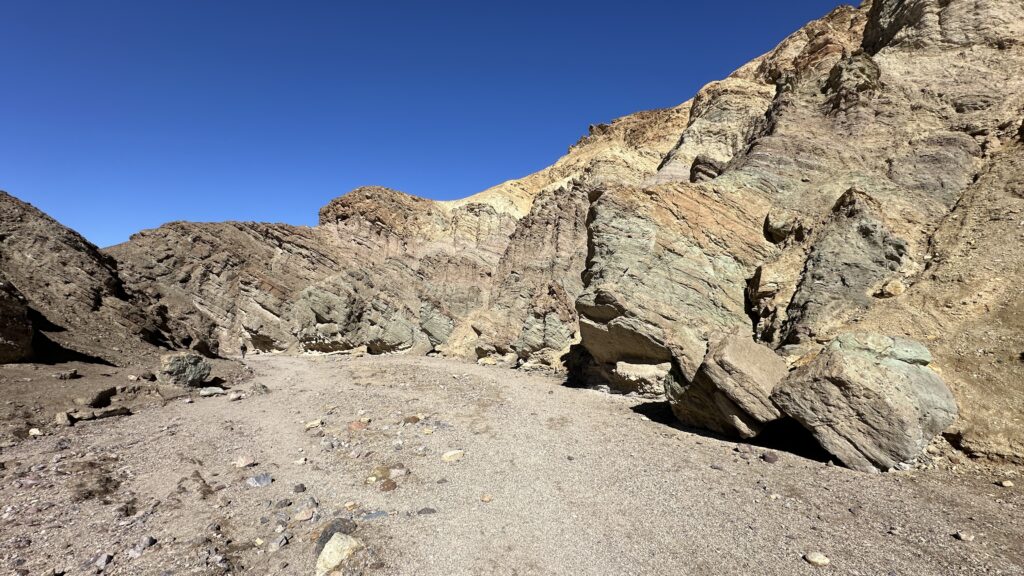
[0,1,850,247]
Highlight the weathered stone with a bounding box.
[246,472,273,488]
[157,352,211,387]
[772,333,957,472]
[314,519,358,557]
[441,450,465,463]
[804,552,830,567]
[606,361,672,397]
[667,333,788,438]
[315,533,363,576]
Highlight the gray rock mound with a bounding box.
[158,352,212,387]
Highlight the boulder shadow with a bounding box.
[630,400,736,443]
[747,418,832,463]
[630,400,831,463]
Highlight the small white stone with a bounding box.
[955,531,975,542]
[232,455,257,468]
[804,552,830,567]
[441,449,465,463]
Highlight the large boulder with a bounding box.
[0,277,33,363]
[157,352,212,387]
[771,333,957,472]
[667,333,788,438]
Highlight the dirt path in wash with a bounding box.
[1,353,1021,575]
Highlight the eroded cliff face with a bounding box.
[108,106,690,368]
[6,0,1022,466]
[574,0,1024,463]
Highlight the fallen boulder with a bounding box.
[771,333,957,472]
[157,352,211,387]
[667,333,787,438]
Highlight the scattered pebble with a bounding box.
[92,553,113,570]
[247,472,273,488]
[480,493,493,503]
[293,483,307,493]
[379,479,398,492]
[441,450,465,463]
[268,533,289,552]
[803,552,830,567]
[417,507,437,515]
[997,480,1014,488]
[233,455,257,468]
[954,531,975,542]
[761,452,780,464]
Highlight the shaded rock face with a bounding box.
[2,0,1021,467]
[0,275,32,363]
[772,333,957,473]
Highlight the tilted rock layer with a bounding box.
[3,0,1023,466]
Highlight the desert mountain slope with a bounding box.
[3,0,1023,467]
[0,192,170,365]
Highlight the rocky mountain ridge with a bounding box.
[2,0,1023,469]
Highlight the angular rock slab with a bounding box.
[771,333,957,472]
[157,352,211,387]
[667,333,787,438]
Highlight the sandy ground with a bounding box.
[0,353,1021,576]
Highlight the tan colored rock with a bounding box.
[315,533,363,576]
